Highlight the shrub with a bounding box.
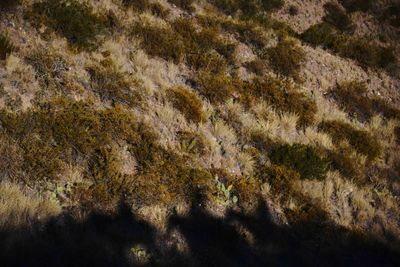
[32,0,108,50]
[269,143,330,180]
[265,39,306,81]
[0,33,16,60]
[195,71,235,104]
[87,58,139,107]
[323,2,355,33]
[331,81,400,121]
[240,76,317,127]
[166,86,206,124]
[319,120,381,160]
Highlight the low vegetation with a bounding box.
[319,120,381,160]
[323,2,355,33]
[269,143,329,180]
[32,0,108,50]
[0,33,16,60]
[331,81,400,121]
[166,86,206,124]
[87,58,139,107]
[0,0,20,10]
[240,76,317,127]
[265,39,306,81]
[301,23,396,71]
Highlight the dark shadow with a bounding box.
[0,198,399,267]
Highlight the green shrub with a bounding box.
[323,2,355,33]
[265,39,306,81]
[319,120,381,160]
[240,76,317,127]
[0,33,16,60]
[32,0,108,50]
[87,58,139,107]
[195,71,235,104]
[166,86,206,124]
[269,143,330,180]
[331,81,400,121]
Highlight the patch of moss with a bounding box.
[32,0,108,50]
[323,2,355,33]
[0,33,16,60]
[87,58,139,107]
[319,120,381,160]
[167,86,206,124]
[331,81,400,121]
[265,39,306,81]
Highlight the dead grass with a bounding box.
[0,182,61,229]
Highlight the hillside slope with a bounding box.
[0,0,400,265]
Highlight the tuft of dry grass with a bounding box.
[0,182,61,229]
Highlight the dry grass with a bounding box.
[0,182,61,229]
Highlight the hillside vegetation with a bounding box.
[0,0,400,265]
